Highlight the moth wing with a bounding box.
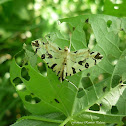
[32,39,65,78]
[65,49,103,77]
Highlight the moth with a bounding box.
[31,37,103,83]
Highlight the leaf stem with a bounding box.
[59,116,71,126]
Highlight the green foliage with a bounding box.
[1,0,126,126]
[10,14,126,126]
[1,0,103,125]
[104,0,126,17]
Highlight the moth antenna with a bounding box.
[65,79,78,90]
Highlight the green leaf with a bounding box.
[71,23,87,50]
[104,0,126,17]
[0,0,12,5]
[10,14,126,126]
[11,118,61,126]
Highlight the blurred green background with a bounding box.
[0,0,125,126]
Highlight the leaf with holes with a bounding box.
[10,14,126,126]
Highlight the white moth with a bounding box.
[31,37,103,85]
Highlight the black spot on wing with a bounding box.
[94,53,103,59]
[35,48,39,54]
[78,61,83,65]
[78,59,86,65]
[61,70,64,81]
[51,64,57,69]
[32,40,39,47]
[85,63,89,68]
[94,59,97,65]
[72,67,76,74]
[58,47,61,50]
[74,51,78,53]
[50,49,55,52]
[57,71,60,76]
[48,53,53,58]
[119,80,122,83]
[42,42,45,45]
[66,72,67,76]
[90,52,94,54]
[62,77,64,81]
[41,54,45,59]
[100,103,102,106]
[79,69,81,71]
[54,99,60,103]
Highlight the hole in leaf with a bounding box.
[21,67,30,81]
[24,62,28,65]
[107,54,118,66]
[122,116,126,125]
[13,77,26,91]
[118,30,126,51]
[16,84,26,91]
[123,80,126,84]
[73,27,75,31]
[121,28,124,31]
[13,77,23,86]
[54,99,60,103]
[81,77,92,89]
[89,104,100,111]
[107,20,112,28]
[112,75,121,88]
[113,123,117,126]
[93,38,97,45]
[77,88,85,98]
[31,92,34,96]
[87,73,90,77]
[93,73,110,84]
[114,6,119,10]
[85,18,89,23]
[111,106,118,114]
[103,86,107,92]
[25,95,41,104]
